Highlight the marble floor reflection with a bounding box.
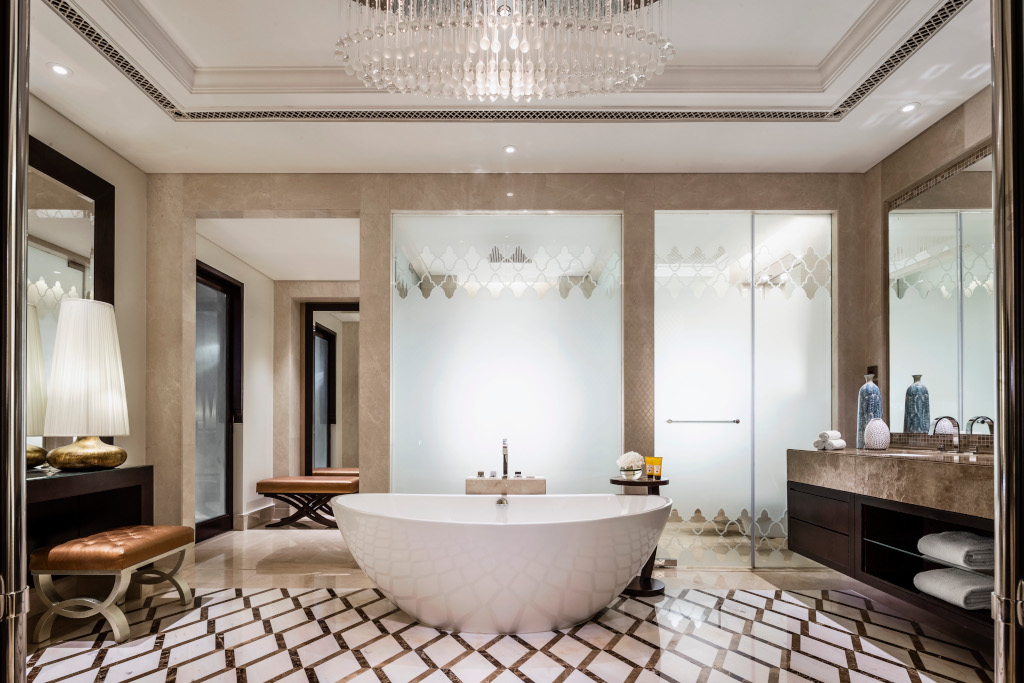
[26,527,994,683]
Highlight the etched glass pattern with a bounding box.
[391,214,622,494]
[654,212,832,568]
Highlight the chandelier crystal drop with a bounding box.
[334,0,676,101]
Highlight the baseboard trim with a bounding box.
[233,503,275,530]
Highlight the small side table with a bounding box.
[610,476,670,597]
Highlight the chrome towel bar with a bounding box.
[666,419,741,424]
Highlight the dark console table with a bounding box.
[611,476,670,597]
[27,466,154,559]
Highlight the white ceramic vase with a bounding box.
[863,418,891,450]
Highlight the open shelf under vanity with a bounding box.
[788,481,994,641]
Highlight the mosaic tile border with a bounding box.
[27,586,993,683]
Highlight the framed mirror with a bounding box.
[887,152,995,434]
[26,137,115,464]
[303,302,360,474]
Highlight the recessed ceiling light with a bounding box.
[900,102,919,113]
[503,145,517,154]
[506,192,514,197]
[48,62,72,77]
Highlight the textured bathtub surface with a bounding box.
[27,585,993,682]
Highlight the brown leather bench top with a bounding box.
[30,525,194,572]
[256,476,358,495]
[312,467,359,477]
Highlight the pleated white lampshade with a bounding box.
[26,303,47,436]
[44,299,130,437]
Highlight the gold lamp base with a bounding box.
[26,444,48,468]
[46,436,127,471]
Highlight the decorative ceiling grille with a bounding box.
[45,0,972,123]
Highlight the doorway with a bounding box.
[304,302,359,474]
[195,262,242,541]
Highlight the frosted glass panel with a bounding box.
[655,213,753,568]
[195,281,229,524]
[392,214,622,494]
[889,213,961,427]
[752,214,832,568]
[961,211,996,424]
[655,212,832,569]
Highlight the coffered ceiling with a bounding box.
[27,0,993,172]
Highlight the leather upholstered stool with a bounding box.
[256,476,358,527]
[30,525,194,644]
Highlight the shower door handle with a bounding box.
[665,419,741,424]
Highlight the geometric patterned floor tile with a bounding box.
[27,587,994,683]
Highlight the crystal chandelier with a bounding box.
[334,0,676,101]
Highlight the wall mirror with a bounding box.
[887,154,995,434]
[25,138,114,464]
[304,302,360,474]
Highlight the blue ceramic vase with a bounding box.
[903,374,931,434]
[857,374,883,448]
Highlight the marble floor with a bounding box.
[26,527,995,683]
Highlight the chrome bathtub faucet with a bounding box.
[496,497,508,506]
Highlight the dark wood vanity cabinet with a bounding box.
[787,482,855,572]
[788,481,994,640]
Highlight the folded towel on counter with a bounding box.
[918,531,995,570]
[818,430,842,440]
[913,568,992,610]
[813,438,846,450]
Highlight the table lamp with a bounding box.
[26,303,48,467]
[43,299,130,470]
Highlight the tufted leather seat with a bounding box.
[256,476,358,495]
[312,467,359,477]
[30,525,194,572]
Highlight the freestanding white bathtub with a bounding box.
[332,493,671,634]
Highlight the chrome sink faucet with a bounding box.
[967,415,994,434]
[932,416,962,452]
[502,438,509,479]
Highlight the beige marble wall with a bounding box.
[146,170,907,522]
[146,174,195,526]
[341,322,360,468]
[898,171,993,210]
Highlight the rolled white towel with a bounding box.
[814,438,846,450]
[818,430,842,441]
[913,568,992,610]
[918,531,994,570]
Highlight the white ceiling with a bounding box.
[27,0,993,173]
[196,218,360,281]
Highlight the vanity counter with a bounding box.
[787,448,993,519]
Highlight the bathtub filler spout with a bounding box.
[502,438,509,478]
[496,497,508,506]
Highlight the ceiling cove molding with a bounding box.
[100,0,195,91]
[45,0,972,123]
[99,0,908,96]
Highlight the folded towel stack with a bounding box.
[913,568,991,610]
[918,531,994,570]
[813,431,846,450]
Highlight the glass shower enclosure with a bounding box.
[654,212,833,568]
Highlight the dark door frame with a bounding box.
[195,261,243,542]
[303,302,359,475]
